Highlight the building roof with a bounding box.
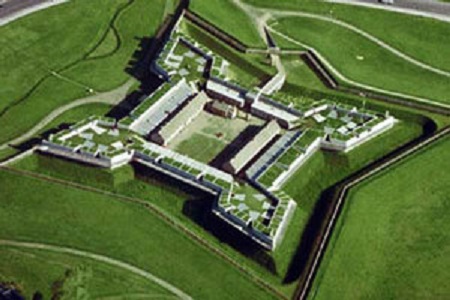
[206,80,245,106]
[229,120,280,173]
[211,100,233,112]
[129,78,193,135]
[159,91,209,141]
[251,99,299,123]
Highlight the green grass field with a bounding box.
[246,0,450,71]
[0,247,171,299]
[188,0,450,105]
[175,133,227,163]
[0,0,170,145]
[273,17,449,104]
[310,136,450,300]
[274,120,423,279]
[190,0,265,48]
[0,169,276,300]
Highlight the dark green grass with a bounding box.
[0,0,169,145]
[190,0,265,48]
[0,247,170,299]
[310,136,450,300]
[0,169,276,300]
[274,17,450,104]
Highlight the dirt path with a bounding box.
[0,239,191,299]
[0,79,135,151]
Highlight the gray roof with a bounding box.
[130,79,193,135]
[159,92,209,142]
[229,120,280,173]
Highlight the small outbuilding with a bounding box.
[208,100,237,119]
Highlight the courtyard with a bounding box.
[170,106,265,164]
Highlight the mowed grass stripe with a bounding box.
[0,168,277,300]
[311,136,450,300]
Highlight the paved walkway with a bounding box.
[0,239,191,299]
[0,0,68,27]
[0,79,135,151]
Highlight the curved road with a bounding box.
[0,239,191,299]
[0,79,135,151]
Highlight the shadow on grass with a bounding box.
[132,162,278,275]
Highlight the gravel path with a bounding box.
[0,239,191,299]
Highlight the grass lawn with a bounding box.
[310,136,450,300]
[0,0,170,145]
[174,133,227,163]
[273,17,450,105]
[190,0,265,48]
[0,247,171,299]
[0,169,276,300]
[245,0,450,72]
[274,121,423,281]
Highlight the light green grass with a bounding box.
[190,0,265,47]
[311,136,450,300]
[0,0,169,145]
[174,133,226,163]
[0,247,170,299]
[0,169,276,300]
